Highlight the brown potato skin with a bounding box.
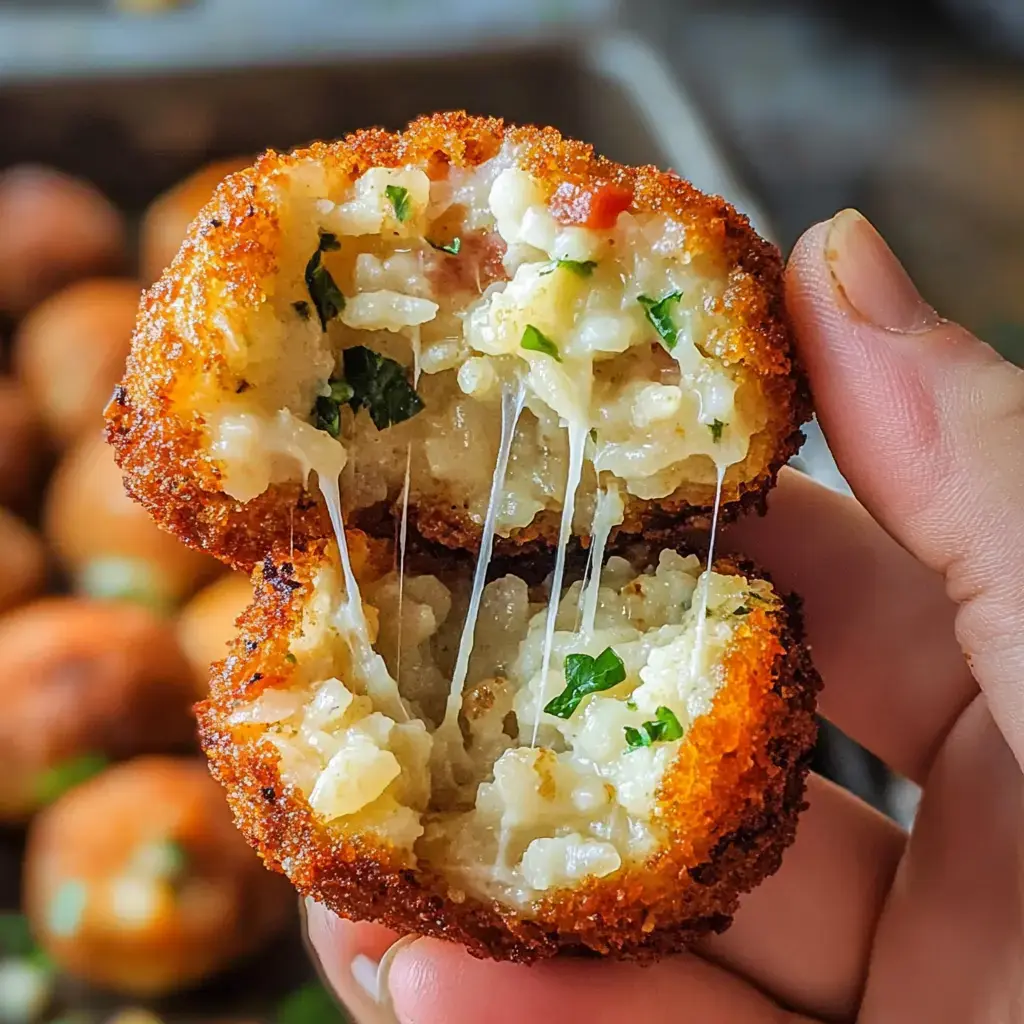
[15,278,141,446]
[106,112,811,571]
[0,376,48,514]
[0,508,47,614]
[24,757,293,995]
[176,572,253,697]
[45,432,221,606]
[197,539,820,961]
[140,157,251,285]
[0,599,196,822]
[0,166,126,317]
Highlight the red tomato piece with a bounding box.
[549,181,634,230]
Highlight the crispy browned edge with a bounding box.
[196,537,820,961]
[105,111,811,571]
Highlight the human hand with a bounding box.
[305,210,1024,1023]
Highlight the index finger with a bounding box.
[724,467,971,783]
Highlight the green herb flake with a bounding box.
[638,290,683,350]
[328,378,354,405]
[304,233,346,329]
[312,376,356,439]
[385,184,412,223]
[652,705,684,741]
[710,419,725,443]
[343,346,425,431]
[314,395,341,439]
[520,324,562,362]
[277,981,349,1024]
[542,258,598,277]
[292,300,311,320]
[428,237,462,255]
[589,428,598,443]
[35,753,109,806]
[285,652,298,665]
[734,606,751,616]
[625,698,638,711]
[625,705,684,750]
[48,880,88,938]
[544,647,626,718]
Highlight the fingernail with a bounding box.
[351,952,383,1003]
[825,209,941,334]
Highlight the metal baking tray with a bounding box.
[0,33,782,1021]
[0,34,768,228]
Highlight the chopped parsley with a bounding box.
[313,376,353,439]
[428,236,462,255]
[385,184,412,223]
[589,428,598,443]
[277,981,349,1024]
[625,698,638,711]
[520,324,562,362]
[35,753,109,806]
[544,647,626,718]
[292,300,311,320]
[284,652,298,664]
[541,258,598,277]
[343,346,425,431]
[304,232,345,329]
[710,419,725,443]
[624,706,684,750]
[638,290,683,350]
[734,606,751,615]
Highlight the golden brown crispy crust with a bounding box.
[196,539,819,961]
[106,112,810,570]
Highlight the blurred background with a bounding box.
[0,0,1021,1021]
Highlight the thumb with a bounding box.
[786,210,1024,764]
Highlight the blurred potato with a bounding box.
[14,279,141,446]
[0,377,47,513]
[176,573,253,697]
[24,757,293,996]
[0,508,47,613]
[0,599,196,822]
[140,157,250,284]
[45,432,221,608]
[0,166,126,317]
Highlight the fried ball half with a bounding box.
[107,113,810,570]
[24,756,293,995]
[197,534,819,961]
[0,598,196,822]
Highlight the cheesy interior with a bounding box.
[230,552,773,905]
[198,145,776,533]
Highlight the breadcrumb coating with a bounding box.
[196,539,819,960]
[106,113,809,570]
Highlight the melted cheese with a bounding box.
[318,472,406,722]
[580,480,624,636]
[688,462,727,681]
[530,418,588,746]
[436,378,526,759]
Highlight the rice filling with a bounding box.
[232,550,774,906]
